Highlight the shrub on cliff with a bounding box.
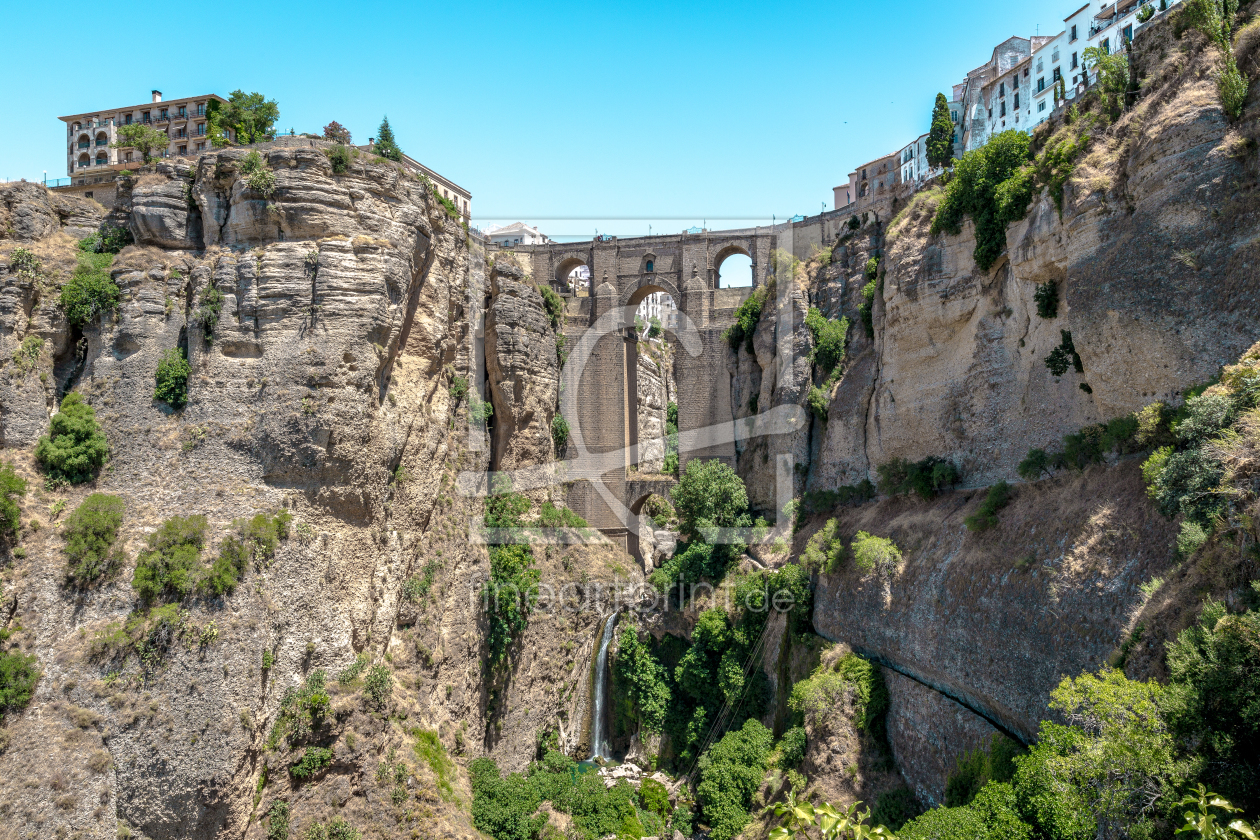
[63,493,125,587]
[859,276,879,339]
[901,781,1032,840]
[326,144,355,174]
[876,456,960,499]
[238,151,276,198]
[613,627,671,734]
[550,413,569,453]
[1044,329,1083,377]
[0,464,26,544]
[154,347,190,409]
[131,514,207,603]
[195,286,224,342]
[944,733,1025,807]
[931,130,1035,270]
[805,307,850,382]
[671,459,750,541]
[0,650,40,723]
[696,719,774,840]
[538,284,565,332]
[59,253,120,327]
[851,531,903,576]
[35,393,109,486]
[723,285,768,352]
[1034,282,1059,318]
[802,518,845,573]
[965,481,1013,531]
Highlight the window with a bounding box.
[1070,24,1078,40]
[861,168,867,179]
[1038,77,1046,92]
[1102,37,1110,53]
[1053,67,1062,82]
[999,81,1005,97]
[1071,52,1079,69]
[196,142,205,151]
[1014,93,1020,109]
[645,260,654,272]
[1024,67,1029,77]
[179,145,187,155]
[1000,101,1006,117]
[177,106,186,117]
[1052,49,1060,62]
[1038,100,1047,112]
[1037,59,1044,72]
[951,110,958,122]
[1123,24,1133,42]
[124,114,132,125]
[125,153,133,162]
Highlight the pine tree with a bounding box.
[375,116,402,162]
[926,93,955,169]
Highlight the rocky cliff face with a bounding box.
[0,144,625,840]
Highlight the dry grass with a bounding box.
[886,186,944,247]
[132,173,170,188]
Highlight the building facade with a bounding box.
[486,222,549,247]
[59,91,228,179]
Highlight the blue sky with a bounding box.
[1,0,1065,242]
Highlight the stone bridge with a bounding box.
[489,216,853,558]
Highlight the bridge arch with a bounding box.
[622,279,680,311]
[713,243,754,289]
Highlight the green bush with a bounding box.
[266,800,290,840]
[723,285,768,352]
[848,215,861,230]
[35,393,109,485]
[1220,57,1249,120]
[59,253,120,327]
[551,413,570,453]
[851,531,902,575]
[0,650,40,722]
[469,393,493,423]
[8,248,40,276]
[965,481,1013,532]
[539,285,565,332]
[790,653,888,734]
[802,481,876,514]
[1044,330,1082,377]
[807,385,830,421]
[0,464,27,542]
[79,225,132,254]
[11,335,43,377]
[302,817,360,840]
[290,746,332,780]
[196,286,224,341]
[154,348,190,409]
[877,456,960,499]
[1176,520,1208,558]
[1018,448,1051,480]
[696,719,774,840]
[872,788,923,832]
[131,514,208,603]
[269,670,331,747]
[902,782,1031,840]
[638,777,670,817]
[1033,282,1059,319]
[326,144,354,174]
[802,518,846,573]
[239,151,276,197]
[859,277,878,339]
[805,307,850,380]
[931,131,1035,270]
[364,665,392,705]
[63,493,125,586]
[944,734,1025,807]
[538,501,587,528]
[670,459,750,541]
[614,627,671,734]
[777,725,807,769]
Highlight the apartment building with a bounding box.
[59,91,228,179]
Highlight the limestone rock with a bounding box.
[485,255,559,472]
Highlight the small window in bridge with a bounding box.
[645,260,654,273]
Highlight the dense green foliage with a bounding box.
[131,515,208,603]
[196,285,225,341]
[850,531,902,575]
[375,115,403,161]
[613,627,671,733]
[266,800,290,840]
[111,123,169,162]
[1019,414,1143,481]
[154,347,190,408]
[0,650,40,722]
[723,285,769,352]
[697,719,774,840]
[931,130,1035,270]
[0,463,26,542]
[35,393,109,485]
[805,307,850,383]
[965,481,1012,532]
[789,653,889,738]
[670,459,750,542]
[326,144,355,174]
[538,500,587,528]
[216,89,279,145]
[470,752,662,840]
[801,481,877,515]
[239,151,276,198]
[943,734,1025,807]
[901,782,1032,840]
[301,817,360,840]
[1045,329,1083,377]
[539,285,565,332]
[859,260,880,339]
[802,518,846,573]
[269,669,331,748]
[551,413,570,452]
[290,746,332,780]
[927,92,956,168]
[777,726,807,769]
[204,510,292,596]
[79,225,132,254]
[1034,282,1059,319]
[63,493,125,586]
[482,483,540,664]
[59,251,120,327]
[876,455,960,499]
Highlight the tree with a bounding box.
[613,627,671,733]
[927,92,956,168]
[375,116,403,162]
[111,123,169,163]
[1082,47,1130,116]
[214,90,279,146]
[35,393,109,485]
[322,121,352,144]
[670,459,749,541]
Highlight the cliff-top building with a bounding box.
[59,91,229,179]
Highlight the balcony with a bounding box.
[77,141,90,149]
[95,139,108,146]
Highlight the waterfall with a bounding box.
[589,612,619,760]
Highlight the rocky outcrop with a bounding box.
[129,165,203,250]
[636,348,668,471]
[0,181,103,242]
[485,255,560,472]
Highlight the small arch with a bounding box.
[95,131,108,145]
[625,280,680,310]
[641,253,657,274]
[554,255,590,294]
[713,244,753,289]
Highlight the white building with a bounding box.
[637,292,677,334]
[898,134,934,186]
[487,222,550,247]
